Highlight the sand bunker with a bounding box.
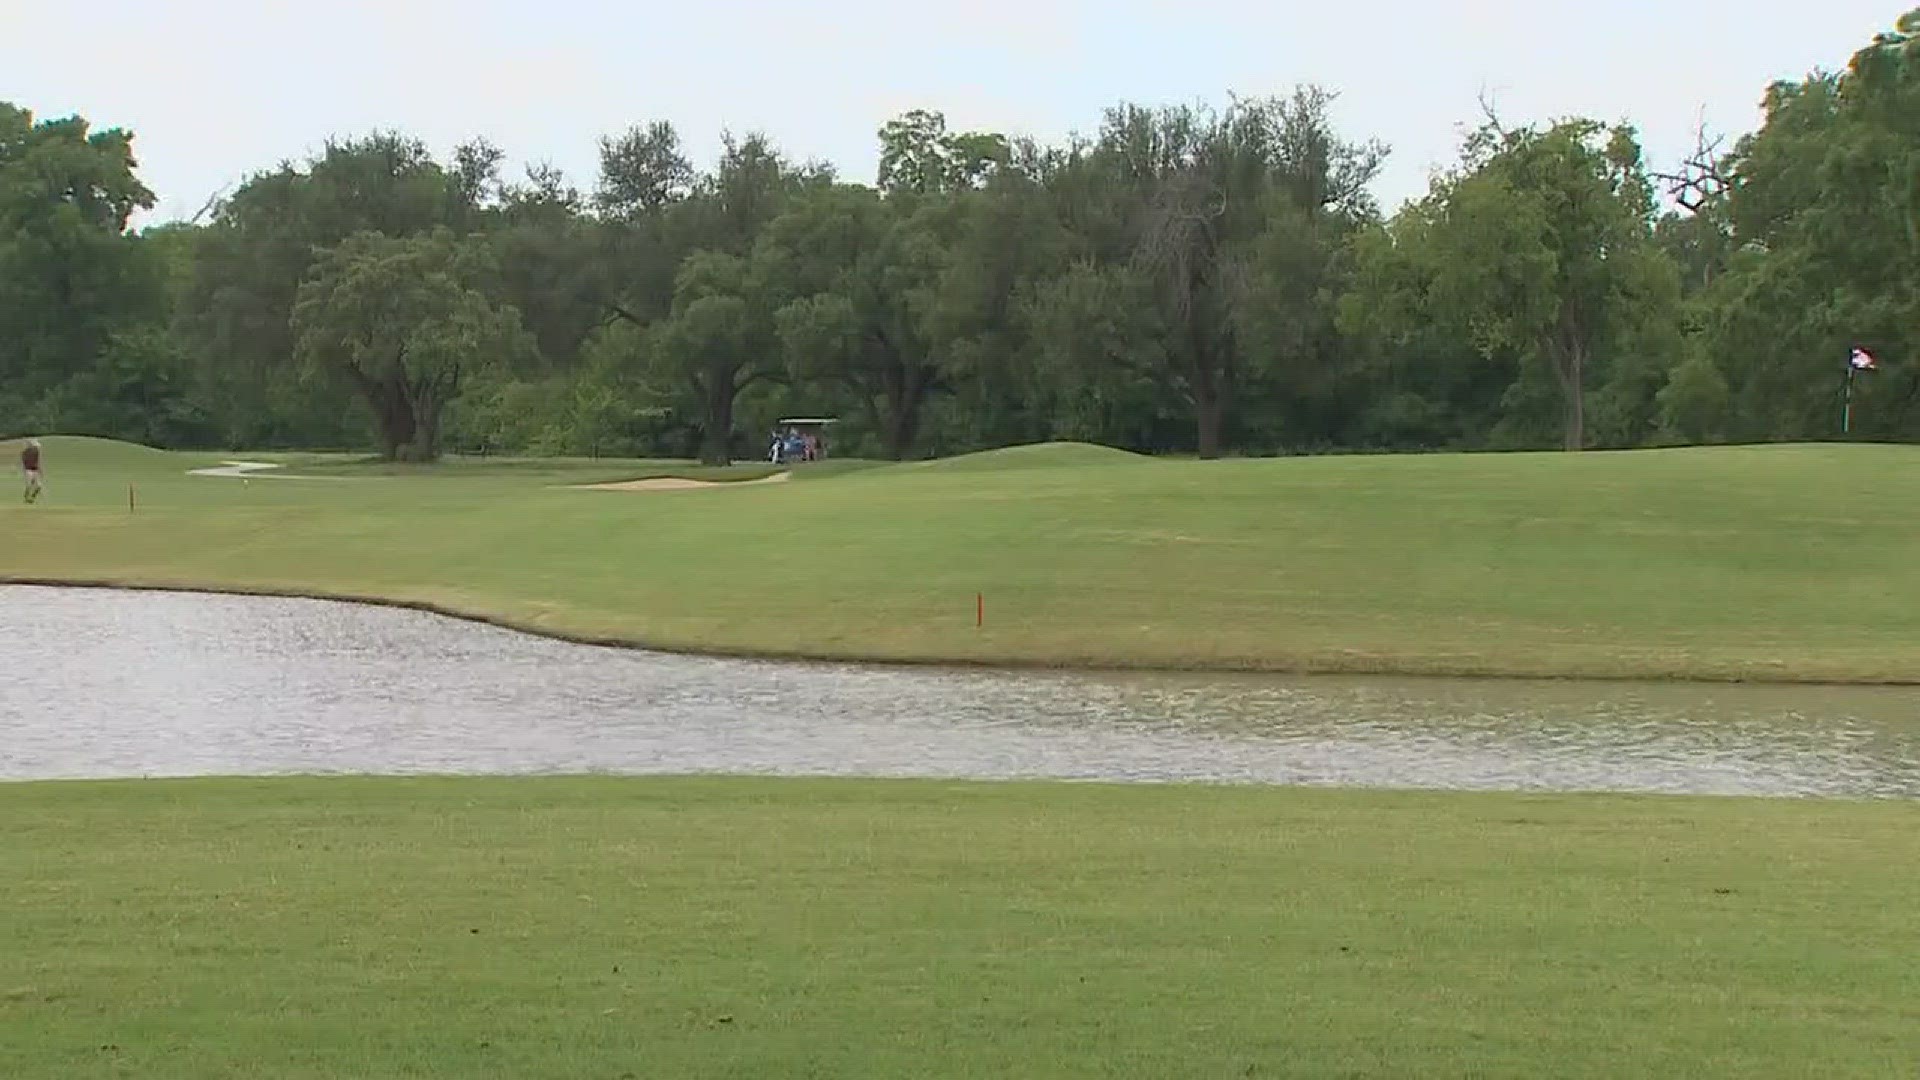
[190,460,284,478]
[574,472,793,492]
[188,461,348,480]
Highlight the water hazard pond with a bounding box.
[4,584,1919,798]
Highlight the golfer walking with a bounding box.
[21,438,42,503]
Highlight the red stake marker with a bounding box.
[977,593,983,628]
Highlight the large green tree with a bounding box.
[1343,117,1680,450]
[596,131,822,460]
[761,183,963,459]
[291,230,530,460]
[593,122,696,333]
[1702,8,1920,441]
[180,133,470,447]
[918,147,1074,451]
[0,103,161,428]
[1039,90,1384,457]
[651,250,781,464]
[876,109,1010,196]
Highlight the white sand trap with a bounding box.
[574,472,793,492]
[188,461,345,480]
[190,461,283,477]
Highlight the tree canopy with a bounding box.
[292,230,528,460]
[7,8,1920,461]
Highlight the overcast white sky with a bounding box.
[2,0,1905,224]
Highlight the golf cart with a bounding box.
[770,417,837,464]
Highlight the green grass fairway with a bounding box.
[3,777,1916,1079]
[6,435,1920,681]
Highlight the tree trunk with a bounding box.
[410,389,441,462]
[1189,349,1226,460]
[1195,388,1224,460]
[699,369,735,466]
[368,379,417,461]
[1183,297,1228,460]
[1547,313,1588,452]
[1561,342,1586,451]
[882,370,925,460]
[885,409,919,460]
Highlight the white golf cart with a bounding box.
[770,417,838,464]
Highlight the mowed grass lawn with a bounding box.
[5,435,1920,680]
[3,777,1917,1079]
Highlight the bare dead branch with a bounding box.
[1651,112,1732,213]
[188,185,229,225]
[603,300,648,328]
[1475,87,1508,140]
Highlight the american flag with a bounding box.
[1850,347,1878,370]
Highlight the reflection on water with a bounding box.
[3,585,1919,797]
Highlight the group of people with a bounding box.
[19,437,41,503]
[769,428,825,465]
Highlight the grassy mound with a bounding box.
[903,440,1150,473]
[787,457,892,480]
[0,434,182,474]
[6,439,1920,680]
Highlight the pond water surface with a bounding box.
[4,584,1919,798]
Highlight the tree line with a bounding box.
[2,9,1915,463]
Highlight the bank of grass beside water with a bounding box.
[6,436,1920,682]
[3,777,1916,1079]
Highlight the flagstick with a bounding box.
[1844,360,1854,435]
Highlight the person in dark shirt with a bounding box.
[21,438,42,504]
